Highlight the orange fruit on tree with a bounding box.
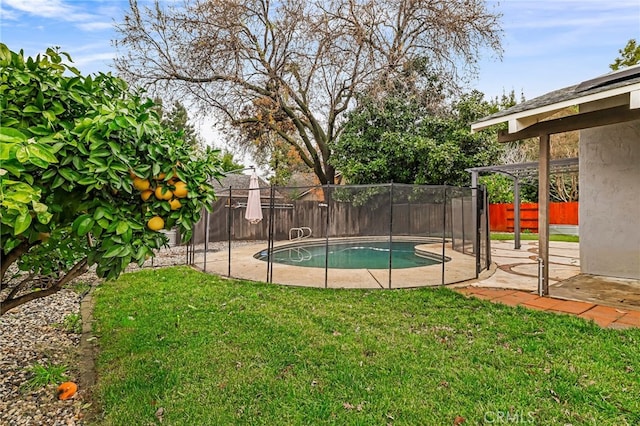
[133,177,150,191]
[147,216,165,231]
[140,190,153,201]
[154,172,166,180]
[173,181,188,198]
[155,186,173,200]
[168,198,182,210]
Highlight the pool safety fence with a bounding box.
[187,183,490,289]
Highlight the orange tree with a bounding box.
[0,44,223,315]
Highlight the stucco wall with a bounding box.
[579,101,640,279]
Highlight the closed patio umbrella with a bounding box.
[245,172,263,224]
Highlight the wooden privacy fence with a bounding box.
[489,201,579,233]
[191,185,481,254]
[196,198,455,243]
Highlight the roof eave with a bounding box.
[471,82,640,134]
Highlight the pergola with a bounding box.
[471,65,640,296]
[466,157,579,250]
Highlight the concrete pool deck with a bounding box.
[192,238,477,288]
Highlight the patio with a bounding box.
[456,240,640,328]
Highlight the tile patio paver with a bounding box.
[578,312,616,328]
[493,291,540,307]
[548,300,596,315]
[616,312,640,326]
[456,287,640,329]
[585,305,628,318]
[521,297,565,310]
[470,288,518,298]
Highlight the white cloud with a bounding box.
[4,0,84,20]
[0,5,20,20]
[77,21,114,31]
[504,13,639,31]
[71,51,116,70]
[3,0,113,24]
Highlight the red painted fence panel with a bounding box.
[489,202,579,233]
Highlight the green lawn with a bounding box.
[491,232,579,243]
[92,267,638,425]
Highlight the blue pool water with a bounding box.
[255,240,442,269]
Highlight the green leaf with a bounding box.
[28,156,50,169]
[1,163,23,177]
[94,207,106,220]
[0,127,27,143]
[28,125,51,136]
[14,212,32,235]
[2,237,22,254]
[103,245,125,258]
[32,201,48,213]
[72,155,83,169]
[116,221,129,236]
[51,174,65,188]
[15,146,28,163]
[72,214,93,235]
[23,105,41,113]
[41,168,57,180]
[36,211,53,224]
[0,142,15,160]
[122,226,133,243]
[114,116,128,128]
[27,144,58,163]
[14,72,30,84]
[77,176,97,185]
[36,90,44,110]
[58,168,79,182]
[7,190,32,203]
[43,110,56,122]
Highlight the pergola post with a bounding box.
[513,177,521,250]
[538,133,550,296]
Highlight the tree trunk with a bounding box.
[1,258,88,316]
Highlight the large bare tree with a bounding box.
[115,0,502,184]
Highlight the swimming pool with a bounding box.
[254,238,445,269]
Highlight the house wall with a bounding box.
[579,100,640,279]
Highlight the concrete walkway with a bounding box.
[455,240,640,329]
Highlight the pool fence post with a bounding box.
[388,182,393,289]
[484,187,491,269]
[268,184,276,283]
[442,185,447,285]
[475,187,482,276]
[227,186,232,277]
[204,197,210,272]
[460,190,465,254]
[324,184,330,289]
[186,230,192,265]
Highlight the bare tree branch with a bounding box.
[1,258,88,316]
[115,0,502,183]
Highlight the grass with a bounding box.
[92,267,639,425]
[491,232,579,243]
[24,362,69,391]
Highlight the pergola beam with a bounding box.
[498,105,640,143]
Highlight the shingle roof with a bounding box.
[212,174,284,199]
[473,65,640,130]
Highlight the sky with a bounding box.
[1,0,639,111]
